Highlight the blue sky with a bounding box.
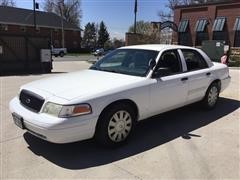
[16,0,168,39]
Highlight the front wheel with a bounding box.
[202,82,220,109]
[95,103,136,147]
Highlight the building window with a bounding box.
[195,19,208,32]
[195,19,209,46]
[20,26,26,32]
[196,33,209,46]
[234,17,240,31]
[0,24,8,31]
[234,17,240,47]
[235,32,240,47]
[178,33,192,46]
[212,17,228,44]
[212,17,226,32]
[178,20,189,32]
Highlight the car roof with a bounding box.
[120,44,198,52]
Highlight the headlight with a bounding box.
[42,102,92,118]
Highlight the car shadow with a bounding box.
[24,97,240,170]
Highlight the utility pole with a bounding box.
[33,0,36,29]
[134,0,137,33]
[59,1,65,48]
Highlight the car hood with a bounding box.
[21,70,144,101]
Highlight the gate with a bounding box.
[0,34,52,75]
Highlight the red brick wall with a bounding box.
[216,4,240,47]
[0,24,81,52]
[174,2,240,47]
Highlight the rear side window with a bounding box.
[182,49,208,71]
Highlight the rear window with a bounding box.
[182,49,208,71]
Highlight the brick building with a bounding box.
[0,6,82,52]
[173,0,240,47]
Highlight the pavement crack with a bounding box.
[113,163,142,179]
[0,135,23,144]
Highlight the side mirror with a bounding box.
[152,67,171,78]
[149,59,156,69]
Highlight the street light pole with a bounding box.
[33,0,36,29]
[59,2,65,48]
[134,0,137,33]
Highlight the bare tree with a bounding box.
[158,0,181,21]
[128,20,153,35]
[0,0,15,6]
[43,0,55,12]
[43,0,82,26]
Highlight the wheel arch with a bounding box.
[210,79,221,91]
[98,99,139,121]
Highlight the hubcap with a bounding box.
[208,86,218,106]
[108,110,132,142]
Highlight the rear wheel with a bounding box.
[59,51,64,57]
[202,82,220,109]
[95,103,136,147]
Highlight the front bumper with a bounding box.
[9,97,99,143]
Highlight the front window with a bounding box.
[153,50,182,77]
[90,49,159,77]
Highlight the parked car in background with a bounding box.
[51,46,67,57]
[9,45,230,147]
[92,48,104,56]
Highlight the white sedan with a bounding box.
[9,45,230,146]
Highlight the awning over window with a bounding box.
[195,19,208,32]
[212,17,226,31]
[234,17,240,31]
[178,20,189,32]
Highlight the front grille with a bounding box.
[19,90,45,113]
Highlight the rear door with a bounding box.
[180,49,212,104]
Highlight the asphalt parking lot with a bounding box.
[0,58,239,179]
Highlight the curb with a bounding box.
[229,67,240,70]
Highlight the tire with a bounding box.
[54,55,58,57]
[59,52,64,57]
[95,103,137,147]
[202,82,220,110]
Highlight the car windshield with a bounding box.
[90,49,159,77]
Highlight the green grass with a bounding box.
[229,55,240,67]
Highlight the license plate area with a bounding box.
[12,113,25,129]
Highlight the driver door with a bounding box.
[149,49,188,116]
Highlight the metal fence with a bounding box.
[0,34,52,75]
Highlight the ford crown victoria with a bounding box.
[9,45,231,146]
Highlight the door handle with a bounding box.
[181,77,188,81]
[206,72,211,76]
